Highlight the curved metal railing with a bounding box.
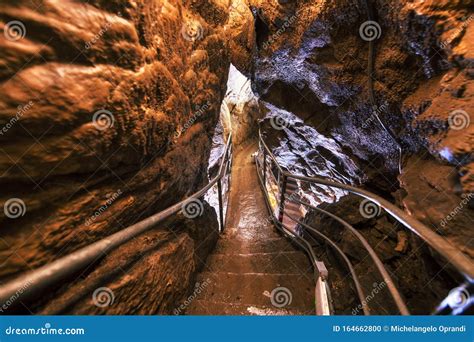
[258,131,473,280]
[1,126,471,315]
[255,139,374,315]
[0,133,233,312]
[256,130,474,315]
[254,154,334,315]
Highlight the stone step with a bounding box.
[205,251,312,274]
[285,200,300,208]
[281,200,303,232]
[284,205,302,218]
[213,237,300,254]
[185,299,313,315]
[286,181,298,192]
[222,224,283,240]
[192,271,315,310]
[282,217,298,233]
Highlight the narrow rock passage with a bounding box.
[186,142,315,315]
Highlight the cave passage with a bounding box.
[0,0,472,317]
[187,142,315,315]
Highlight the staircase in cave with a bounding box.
[186,143,315,315]
[281,178,303,233]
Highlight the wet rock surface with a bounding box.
[249,0,473,195]
[259,103,363,205]
[0,0,237,313]
[0,0,471,316]
[222,64,263,146]
[248,0,473,303]
[241,0,473,315]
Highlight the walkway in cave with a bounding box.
[186,142,315,315]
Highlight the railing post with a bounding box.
[278,174,287,223]
[314,261,331,315]
[217,178,225,232]
[262,148,267,188]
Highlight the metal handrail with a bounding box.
[255,149,367,313]
[254,154,332,315]
[0,134,233,310]
[289,197,408,315]
[257,141,377,314]
[256,141,373,315]
[283,211,370,315]
[258,130,474,281]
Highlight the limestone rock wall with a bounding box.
[248,0,473,258]
[0,0,232,314]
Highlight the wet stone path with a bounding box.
[186,142,315,315]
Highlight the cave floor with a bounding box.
[186,142,315,315]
